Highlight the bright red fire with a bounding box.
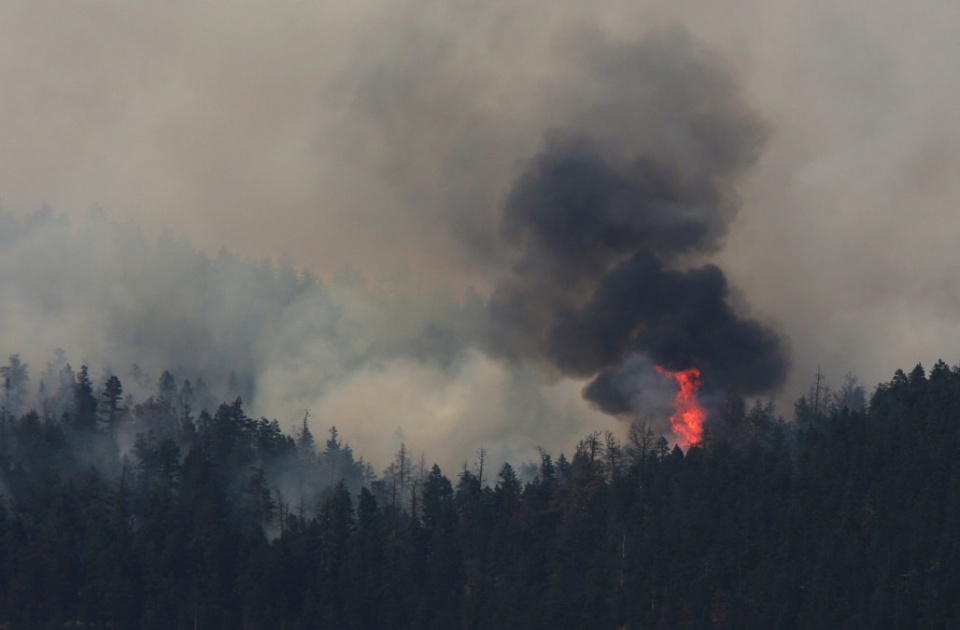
[655,366,706,448]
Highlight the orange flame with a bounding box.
[655,366,706,448]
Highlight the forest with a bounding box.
[0,354,958,629]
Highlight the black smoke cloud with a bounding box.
[0,22,795,470]
[3,1,960,464]
[486,35,790,416]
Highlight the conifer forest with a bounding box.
[0,353,957,628]
[2,3,960,628]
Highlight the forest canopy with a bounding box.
[0,353,957,628]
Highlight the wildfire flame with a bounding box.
[655,366,706,448]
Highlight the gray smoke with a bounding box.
[0,203,586,473]
[3,1,960,447]
[10,2,958,464]
[0,29,792,466]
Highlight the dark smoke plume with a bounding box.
[486,33,790,417]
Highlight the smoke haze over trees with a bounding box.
[0,205,625,472]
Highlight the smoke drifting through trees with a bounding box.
[486,34,790,422]
[0,204,603,472]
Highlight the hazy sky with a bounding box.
[2,1,959,470]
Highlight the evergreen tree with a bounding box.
[100,374,123,427]
[73,365,98,432]
[0,354,29,417]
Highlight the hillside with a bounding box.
[0,360,958,628]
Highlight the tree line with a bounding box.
[0,354,958,628]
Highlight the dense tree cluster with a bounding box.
[0,355,958,628]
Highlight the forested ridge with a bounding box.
[0,355,958,629]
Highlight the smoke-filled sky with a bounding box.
[2,1,960,471]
